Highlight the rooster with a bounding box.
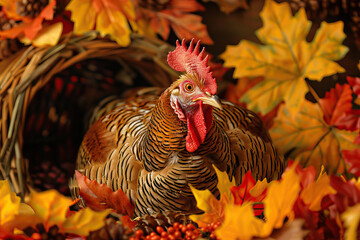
[75,40,284,217]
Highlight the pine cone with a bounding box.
[23,223,66,240]
[133,211,197,235]
[138,0,171,11]
[16,0,50,18]
[88,215,134,240]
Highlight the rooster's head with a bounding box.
[167,39,222,153]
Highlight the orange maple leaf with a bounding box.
[66,0,134,46]
[75,170,135,218]
[136,0,213,44]
[0,0,56,40]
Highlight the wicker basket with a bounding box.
[0,32,178,197]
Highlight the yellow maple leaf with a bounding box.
[220,0,348,115]
[260,165,300,236]
[190,166,235,226]
[300,172,336,211]
[215,166,301,239]
[215,203,264,240]
[0,180,20,226]
[270,100,359,174]
[27,189,74,231]
[62,207,111,236]
[66,0,134,46]
[341,203,360,240]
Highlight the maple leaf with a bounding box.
[0,0,56,40]
[347,76,360,106]
[318,84,360,131]
[215,166,301,239]
[66,0,134,46]
[27,188,110,236]
[136,0,213,44]
[270,100,360,174]
[215,202,264,240]
[202,0,249,13]
[342,149,360,177]
[190,166,235,226]
[300,172,336,211]
[21,22,63,47]
[62,207,110,236]
[230,171,267,205]
[341,203,360,240]
[220,0,348,115]
[75,171,135,217]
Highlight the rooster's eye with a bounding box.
[184,83,194,92]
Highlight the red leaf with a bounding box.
[293,198,320,232]
[75,171,135,218]
[231,171,256,205]
[318,84,352,126]
[347,76,360,96]
[342,149,360,177]
[287,160,316,190]
[230,171,267,207]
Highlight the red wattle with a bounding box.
[185,102,213,152]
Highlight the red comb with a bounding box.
[167,39,217,95]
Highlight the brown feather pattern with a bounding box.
[75,87,284,217]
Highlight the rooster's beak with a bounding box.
[193,95,223,110]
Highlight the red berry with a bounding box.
[168,226,175,234]
[151,236,160,240]
[156,226,164,234]
[210,233,216,239]
[186,223,195,230]
[136,229,144,237]
[161,231,168,238]
[174,231,181,239]
[168,235,175,240]
[181,226,187,233]
[173,222,180,229]
[150,232,158,237]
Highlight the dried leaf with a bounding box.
[203,0,249,13]
[75,171,135,217]
[342,149,360,177]
[341,203,360,240]
[300,172,336,211]
[62,207,110,236]
[66,0,134,46]
[270,100,359,174]
[214,165,236,199]
[137,0,213,44]
[220,0,348,115]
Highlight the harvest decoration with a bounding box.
[0,0,359,240]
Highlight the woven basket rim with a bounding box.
[0,31,178,196]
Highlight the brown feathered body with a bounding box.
[76,86,284,217]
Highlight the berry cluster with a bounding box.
[130,222,221,240]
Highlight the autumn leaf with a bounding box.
[230,171,267,205]
[215,202,264,240]
[216,166,301,239]
[318,84,360,131]
[261,165,300,236]
[27,189,75,231]
[300,172,336,211]
[203,0,249,13]
[190,166,234,226]
[21,22,63,47]
[136,0,213,44]
[347,76,360,105]
[220,0,348,115]
[270,100,360,174]
[66,0,134,46]
[342,149,360,177]
[62,207,110,236]
[0,0,56,40]
[341,203,360,240]
[75,171,135,217]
